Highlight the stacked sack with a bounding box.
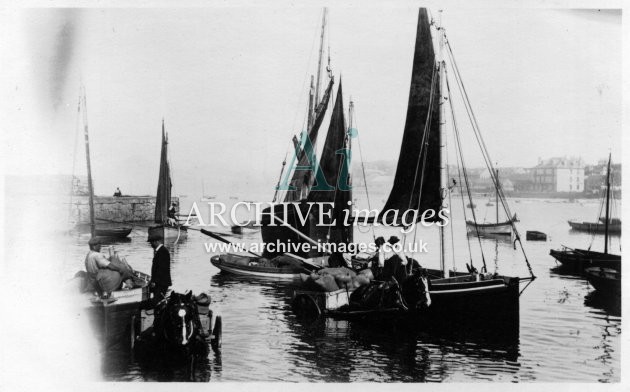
[300,267,375,292]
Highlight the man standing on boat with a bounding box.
[148,233,171,305]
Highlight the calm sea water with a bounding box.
[60,195,621,382]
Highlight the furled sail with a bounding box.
[380,8,442,223]
[154,121,172,224]
[284,78,335,202]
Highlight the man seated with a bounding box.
[84,238,134,294]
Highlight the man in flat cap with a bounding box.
[147,233,171,305]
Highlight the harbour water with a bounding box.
[58,195,621,382]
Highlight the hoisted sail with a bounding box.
[154,121,172,224]
[307,81,352,245]
[380,8,442,223]
[261,82,351,257]
[284,76,335,202]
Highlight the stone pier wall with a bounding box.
[70,196,179,224]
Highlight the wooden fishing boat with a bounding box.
[550,246,621,272]
[526,230,547,241]
[466,215,517,236]
[148,120,188,241]
[551,155,621,273]
[210,253,318,279]
[568,219,621,234]
[71,90,132,240]
[333,9,532,329]
[95,226,133,238]
[465,170,515,236]
[584,267,621,294]
[75,269,151,348]
[210,9,346,278]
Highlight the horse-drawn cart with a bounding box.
[292,288,351,317]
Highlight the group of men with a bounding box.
[84,233,172,307]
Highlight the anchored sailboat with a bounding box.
[211,9,350,278]
[551,154,621,274]
[148,120,187,241]
[75,91,132,239]
[341,9,535,327]
[465,169,517,236]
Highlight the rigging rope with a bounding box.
[444,36,534,279]
[445,70,486,271]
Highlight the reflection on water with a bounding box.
[61,198,621,382]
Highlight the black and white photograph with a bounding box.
[0,0,626,387]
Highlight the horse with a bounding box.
[135,291,210,381]
[348,267,431,315]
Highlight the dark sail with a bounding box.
[284,78,335,202]
[260,82,351,257]
[154,121,171,224]
[380,8,442,223]
[307,81,352,245]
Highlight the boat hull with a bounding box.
[95,227,133,238]
[526,231,547,241]
[466,221,512,236]
[328,272,519,337]
[568,220,621,234]
[148,225,187,240]
[210,254,311,280]
[585,267,621,294]
[82,272,150,348]
[550,248,621,272]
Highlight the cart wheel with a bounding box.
[292,294,321,319]
[211,315,222,352]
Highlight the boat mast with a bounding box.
[604,153,611,254]
[81,89,96,238]
[496,168,499,224]
[437,10,447,278]
[314,8,327,109]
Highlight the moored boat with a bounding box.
[526,230,547,241]
[341,8,533,330]
[550,155,621,273]
[148,120,188,241]
[210,253,315,279]
[568,219,621,234]
[584,267,621,294]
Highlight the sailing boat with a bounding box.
[465,169,517,236]
[364,9,534,327]
[201,181,216,201]
[72,89,150,348]
[74,91,132,239]
[211,9,346,278]
[567,165,621,234]
[148,120,188,241]
[550,154,621,274]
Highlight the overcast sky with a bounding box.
[1,5,622,197]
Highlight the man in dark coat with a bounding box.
[148,233,171,305]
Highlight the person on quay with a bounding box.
[147,233,172,306]
[113,187,122,197]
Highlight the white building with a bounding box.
[533,157,585,193]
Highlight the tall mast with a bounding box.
[307,75,315,131]
[81,89,96,238]
[495,168,499,224]
[437,10,447,278]
[314,8,327,108]
[604,153,611,254]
